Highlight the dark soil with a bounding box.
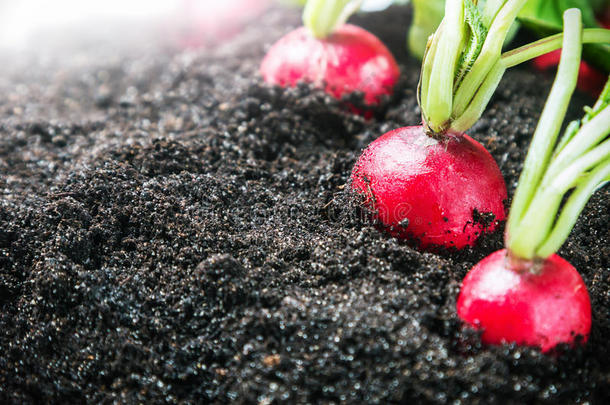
[1,5,609,404]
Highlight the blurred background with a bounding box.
[0,0,397,53]
[0,0,606,97]
[0,0,272,52]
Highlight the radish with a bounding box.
[350,0,519,250]
[351,0,610,250]
[260,0,400,109]
[351,127,506,249]
[457,249,591,352]
[458,9,610,352]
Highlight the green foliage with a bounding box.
[507,10,610,259]
[518,0,599,30]
[518,0,610,72]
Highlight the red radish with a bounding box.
[457,10,607,353]
[348,0,525,249]
[457,249,591,352]
[261,24,400,107]
[351,126,506,249]
[349,1,608,250]
[352,0,610,249]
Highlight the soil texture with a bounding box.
[1,5,608,404]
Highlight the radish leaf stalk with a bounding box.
[508,11,610,260]
[509,99,610,259]
[454,0,488,91]
[501,28,610,68]
[451,0,528,117]
[419,0,610,137]
[303,0,363,38]
[517,0,610,73]
[481,0,506,28]
[506,8,583,255]
[424,0,465,133]
[457,10,605,353]
[420,0,528,134]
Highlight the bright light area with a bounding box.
[0,0,398,51]
[361,0,396,12]
[0,0,178,50]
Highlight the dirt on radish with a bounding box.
[0,5,608,404]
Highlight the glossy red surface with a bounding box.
[457,249,592,352]
[260,24,400,106]
[351,126,506,249]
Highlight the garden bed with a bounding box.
[0,5,608,403]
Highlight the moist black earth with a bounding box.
[1,5,609,404]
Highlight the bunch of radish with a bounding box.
[458,9,610,352]
[259,1,610,352]
[261,0,400,111]
[351,0,610,250]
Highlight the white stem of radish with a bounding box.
[536,160,610,258]
[451,62,506,132]
[419,22,445,128]
[549,138,610,191]
[424,0,465,133]
[481,0,507,28]
[501,29,610,68]
[544,107,610,183]
[452,0,528,118]
[303,0,363,38]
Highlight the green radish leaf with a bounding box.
[519,0,598,31]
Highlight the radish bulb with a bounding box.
[457,249,591,351]
[457,249,592,352]
[261,24,400,107]
[458,10,610,352]
[351,126,506,249]
[261,0,400,110]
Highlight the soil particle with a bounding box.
[1,5,608,404]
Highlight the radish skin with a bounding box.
[351,126,507,249]
[457,249,591,352]
[261,24,400,107]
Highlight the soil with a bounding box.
[1,5,609,404]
